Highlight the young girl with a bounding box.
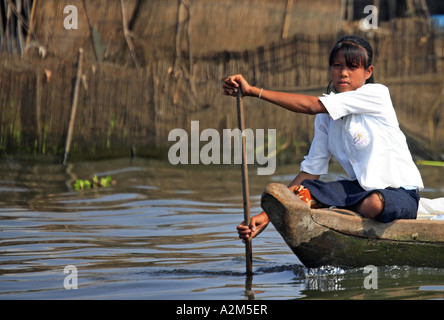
[222,36,424,242]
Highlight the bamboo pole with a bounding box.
[120,0,140,69]
[427,84,444,147]
[82,0,100,62]
[0,3,5,48]
[36,66,42,153]
[5,0,12,53]
[24,0,37,55]
[16,0,24,55]
[62,48,84,165]
[281,0,293,39]
[236,87,252,277]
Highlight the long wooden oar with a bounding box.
[236,87,252,276]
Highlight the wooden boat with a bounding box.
[261,183,444,268]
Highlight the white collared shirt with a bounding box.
[300,83,424,191]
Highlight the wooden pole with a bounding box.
[120,0,140,69]
[236,87,252,276]
[25,0,37,55]
[82,0,99,63]
[62,48,84,165]
[281,0,293,39]
[36,66,42,153]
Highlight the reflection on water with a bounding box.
[0,157,443,299]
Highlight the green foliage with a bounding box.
[74,175,114,191]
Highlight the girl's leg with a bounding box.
[300,179,419,222]
[353,192,384,219]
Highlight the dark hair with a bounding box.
[327,36,374,92]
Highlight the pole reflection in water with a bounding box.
[0,157,443,300]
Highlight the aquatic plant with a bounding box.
[74,175,114,191]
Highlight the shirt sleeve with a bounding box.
[319,84,389,121]
[300,114,331,175]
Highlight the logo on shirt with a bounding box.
[350,123,371,151]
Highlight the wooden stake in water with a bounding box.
[236,87,252,276]
[62,48,84,165]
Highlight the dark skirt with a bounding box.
[301,179,420,223]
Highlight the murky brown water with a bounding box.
[0,157,443,300]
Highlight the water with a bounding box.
[1,157,444,300]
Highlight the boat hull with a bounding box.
[261,183,444,268]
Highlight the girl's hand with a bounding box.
[236,211,270,242]
[222,74,253,97]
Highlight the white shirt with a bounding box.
[300,83,424,191]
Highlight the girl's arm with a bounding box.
[223,74,327,115]
[236,171,319,242]
[288,171,320,188]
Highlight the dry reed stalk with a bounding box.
[25,0,37,55]
[120,0,140,69]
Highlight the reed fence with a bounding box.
[0,0,443,161]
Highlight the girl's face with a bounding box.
[330,50,374,93]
